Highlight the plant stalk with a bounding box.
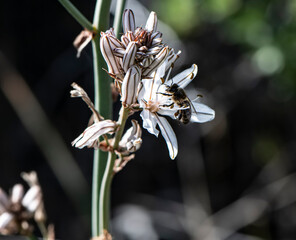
[113,0,126,37]
[91,0,112,237]
[99,107,130,231]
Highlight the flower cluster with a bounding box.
[72,9,215,163]
[0,172,47,236]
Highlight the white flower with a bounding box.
[138,50,215,159]
[0,172,45,235]
[119,120,142,153]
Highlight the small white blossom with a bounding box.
[119,120,142,153]
[0,172,46,236]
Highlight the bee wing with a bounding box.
[170,64,198,88]
[190,101,215,123]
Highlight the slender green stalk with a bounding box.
[58,0,127,236]
[113,0,126,37]
[36,221,48,239]
[58,0,95,31]
[91,0,112,237]
[99,107,130,231]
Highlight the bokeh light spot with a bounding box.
[252,45,284,75]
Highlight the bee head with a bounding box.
[166,83,179,93]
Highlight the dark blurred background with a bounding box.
[0,0,296,239]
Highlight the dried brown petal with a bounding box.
[73,30,93,58]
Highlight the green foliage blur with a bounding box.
[155,0,296,101]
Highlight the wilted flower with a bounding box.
[73,29,93,58]
[70,83,119,149]
[72,120,117,149]
[0,172,46,236]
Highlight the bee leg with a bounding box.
[174,111,180,119]
[160,102,174,108]
[156,92,172,96]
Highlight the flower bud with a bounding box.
[0,212,13,229]
[100,33,122,75]
[120,120,142,153]
[145,11,157,33]
[122,41,137,72]
[22,185,41,212]
[0,188,9,211]
[11,184,24,204]
[121,66,141,107]
[142,46,169,77]
[123,9,135,33]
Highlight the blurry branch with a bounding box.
[58,0,95,32]
[199,152,296,240]
[0,52,89,212]
[177,139,213,239]
[113,0,126,37]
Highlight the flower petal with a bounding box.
[140,110,159,137]
[145,11,157,32]
[72,120,116,148]
[190,102,215,123]
[170,64,198,88]
[142,46,169,77]
[154,114,178,159]
[123,9,135,33]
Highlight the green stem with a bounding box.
[58,0,95,31]
[91,0,112,237]
[92,149,108,236]
[99,107,130,231]
[36,220,48,239]
[113,0,126,37]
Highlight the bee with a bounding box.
[160,83,196,124]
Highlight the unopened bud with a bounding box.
[122,41,137,72]
[121,66,141,107]
[11,184,24,204]
[123,9,135,33]
[120,120,142,153]
[142,46,169,77]
[145,11,157,33]
[100,33,122,75]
